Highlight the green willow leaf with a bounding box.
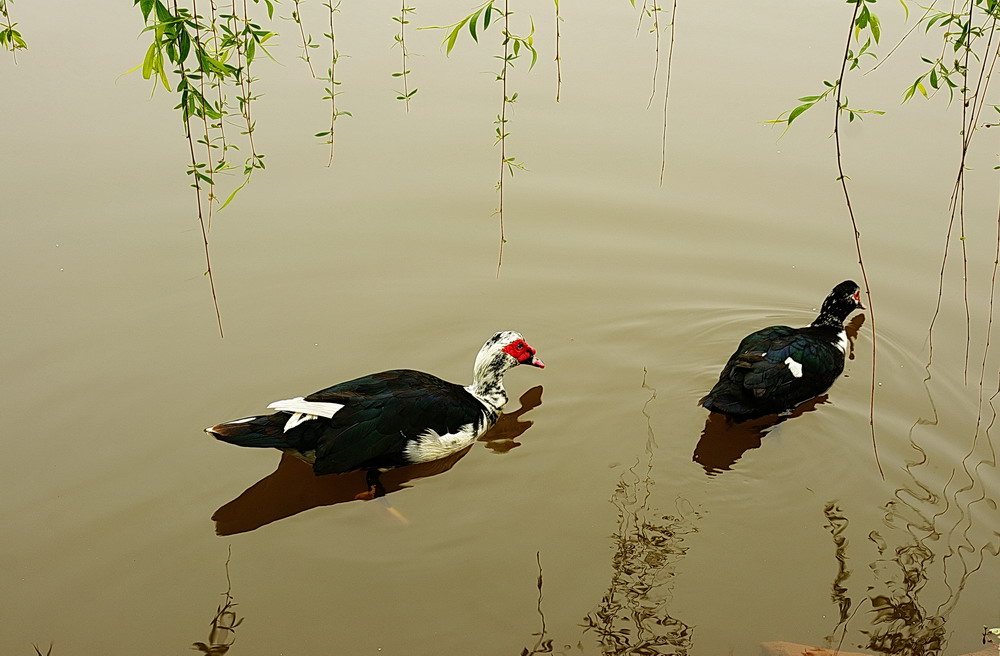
[444,21,465,53]
[469,7,481,41]
[154,1,173,24]
[138,0,155,20]
[142,42,158,78]
[869,12,881,43]
[787,103,813,124]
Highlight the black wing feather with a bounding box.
[701,325,846,418]
[292,369,488,475]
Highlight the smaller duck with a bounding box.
[699,280,865,419]
[206,331,544,496]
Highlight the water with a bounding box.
[3,2,1000,655]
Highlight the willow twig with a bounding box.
[834,0,880,478]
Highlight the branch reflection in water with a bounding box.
[820,492,1000,654]
[693,313,866,475]
[519,551,554,656]
[819,501,949,655]
[801,323,1000,656]
[583,370,698,654]
[212,386,543,535]
[836,343,1000,654]
[192,547,242,656]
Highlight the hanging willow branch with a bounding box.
[425,0,537,276]
[0,0,27,60]
[763,0,884,477]
[494,3,536,276]
[553,0,561,101]
[132,0,277,336]
[316,0,349,165]
[658,0,676,185]
[392,1,418,108]
[833,0,882,479]
[290,0,318,77]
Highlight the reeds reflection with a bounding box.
[212,386,543,535]
[583,371,697,654]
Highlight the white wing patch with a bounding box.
[784,356,804,378]
[282,413,316,431]
[267,396,345,433]
[404,423,480,464]
[267,397,345,417]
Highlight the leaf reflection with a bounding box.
[192,547,242,655]
[212,386,543,535]
[582,370,697,654]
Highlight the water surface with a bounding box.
[3,2,999,655]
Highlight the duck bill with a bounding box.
[528,356,546,369]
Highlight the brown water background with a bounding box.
[3,2,1000,655]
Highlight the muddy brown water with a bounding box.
[3,2,999,655]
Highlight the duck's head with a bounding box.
[817,280,866,325]
[469,331,544,408]
[477,331,545,372]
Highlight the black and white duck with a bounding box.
[206,331,544,494]
[699,281,865,419]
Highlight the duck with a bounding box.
[699,280,865,420]
[206,331,545,496]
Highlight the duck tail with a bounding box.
[205,414,288,448]
[699,377,754,417]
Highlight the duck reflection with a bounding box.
[478,384,543,453]
[212,386,543,536]
[844,312,864,359]
[693,395,828,474]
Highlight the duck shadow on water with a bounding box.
[692,395,828,475]
[212,386,543,536]
[692,312,866,476]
